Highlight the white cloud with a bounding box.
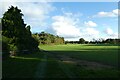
[104,33,118,39]
[104,27,118,39]
[84,28,99,36]
[79,27,100,41]
[112,9,120,15]
[84,21,97,27]
[104,28,113,35]
[51,13,81,38]
[65,37,80,41]
[93,9,120,18]
[0,2,55,32]
[110,32,118,37]
[83,20,99,41]
[98,12,116,17]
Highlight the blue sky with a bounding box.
[0,2,119,41]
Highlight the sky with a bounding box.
[0,1,119,41]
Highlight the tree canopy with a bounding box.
[79,38,85,44]
[2,6,39,55]
[33,32,64,45]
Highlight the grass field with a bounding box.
[3,44,119,79]
[2,52,44,78]
[40,44,118,66]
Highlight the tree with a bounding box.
[26,25,31,36]
[2,6,26,38]
[1,37,10,58]
[0,18,1,29]
[36,32,64,45]
[2,6,39,55]
[79,38,85,44]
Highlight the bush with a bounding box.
[2,40,10,58]
[9,44,18,56]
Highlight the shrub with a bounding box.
[1,40,10,58]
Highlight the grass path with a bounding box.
[2,52,44,78]
[43,50,77,78]
[39,49,119,78]
[58,61,77,79]
[34,53,47,78]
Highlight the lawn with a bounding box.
[2,51,44,78]
[39,44,119,67]
[40,44,119,78]
[2,44,119,79]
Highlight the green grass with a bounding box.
[60,62,119,78]
[40,44,119,67]
[2,51,44,78]
[3,44,119,78]
[39,44,118,51]
[45,56,68,78]
[45,52,119,78]
[39,44,119,78]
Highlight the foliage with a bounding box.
[65,38,120,45]
[90,38,120,44]
[1,40,9,54]
[9,44,18,51]
[79,38,85,44]
[1,36,9,58]
[2,6,39,55]
[33,32,64,45]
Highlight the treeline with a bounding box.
[65,38,120,44]
[32,32,64,45]
[1,6,39,57]
[89,38,120,44]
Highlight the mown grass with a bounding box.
[2,51,44,78]
[45,56,68,78]
[60,62,119,78]
[44,51,119,78]
[39,44,118,51]
[40,44,119,78]
[3,44,119,79]
[40,44,119,67]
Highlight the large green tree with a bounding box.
[2,6,39,54]
[2,6,26,38]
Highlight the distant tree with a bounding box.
[32,33,40,43]
[105,39,111,44]
[79,38,85,44]
[85,41,89,44]
[37,32,64,45]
